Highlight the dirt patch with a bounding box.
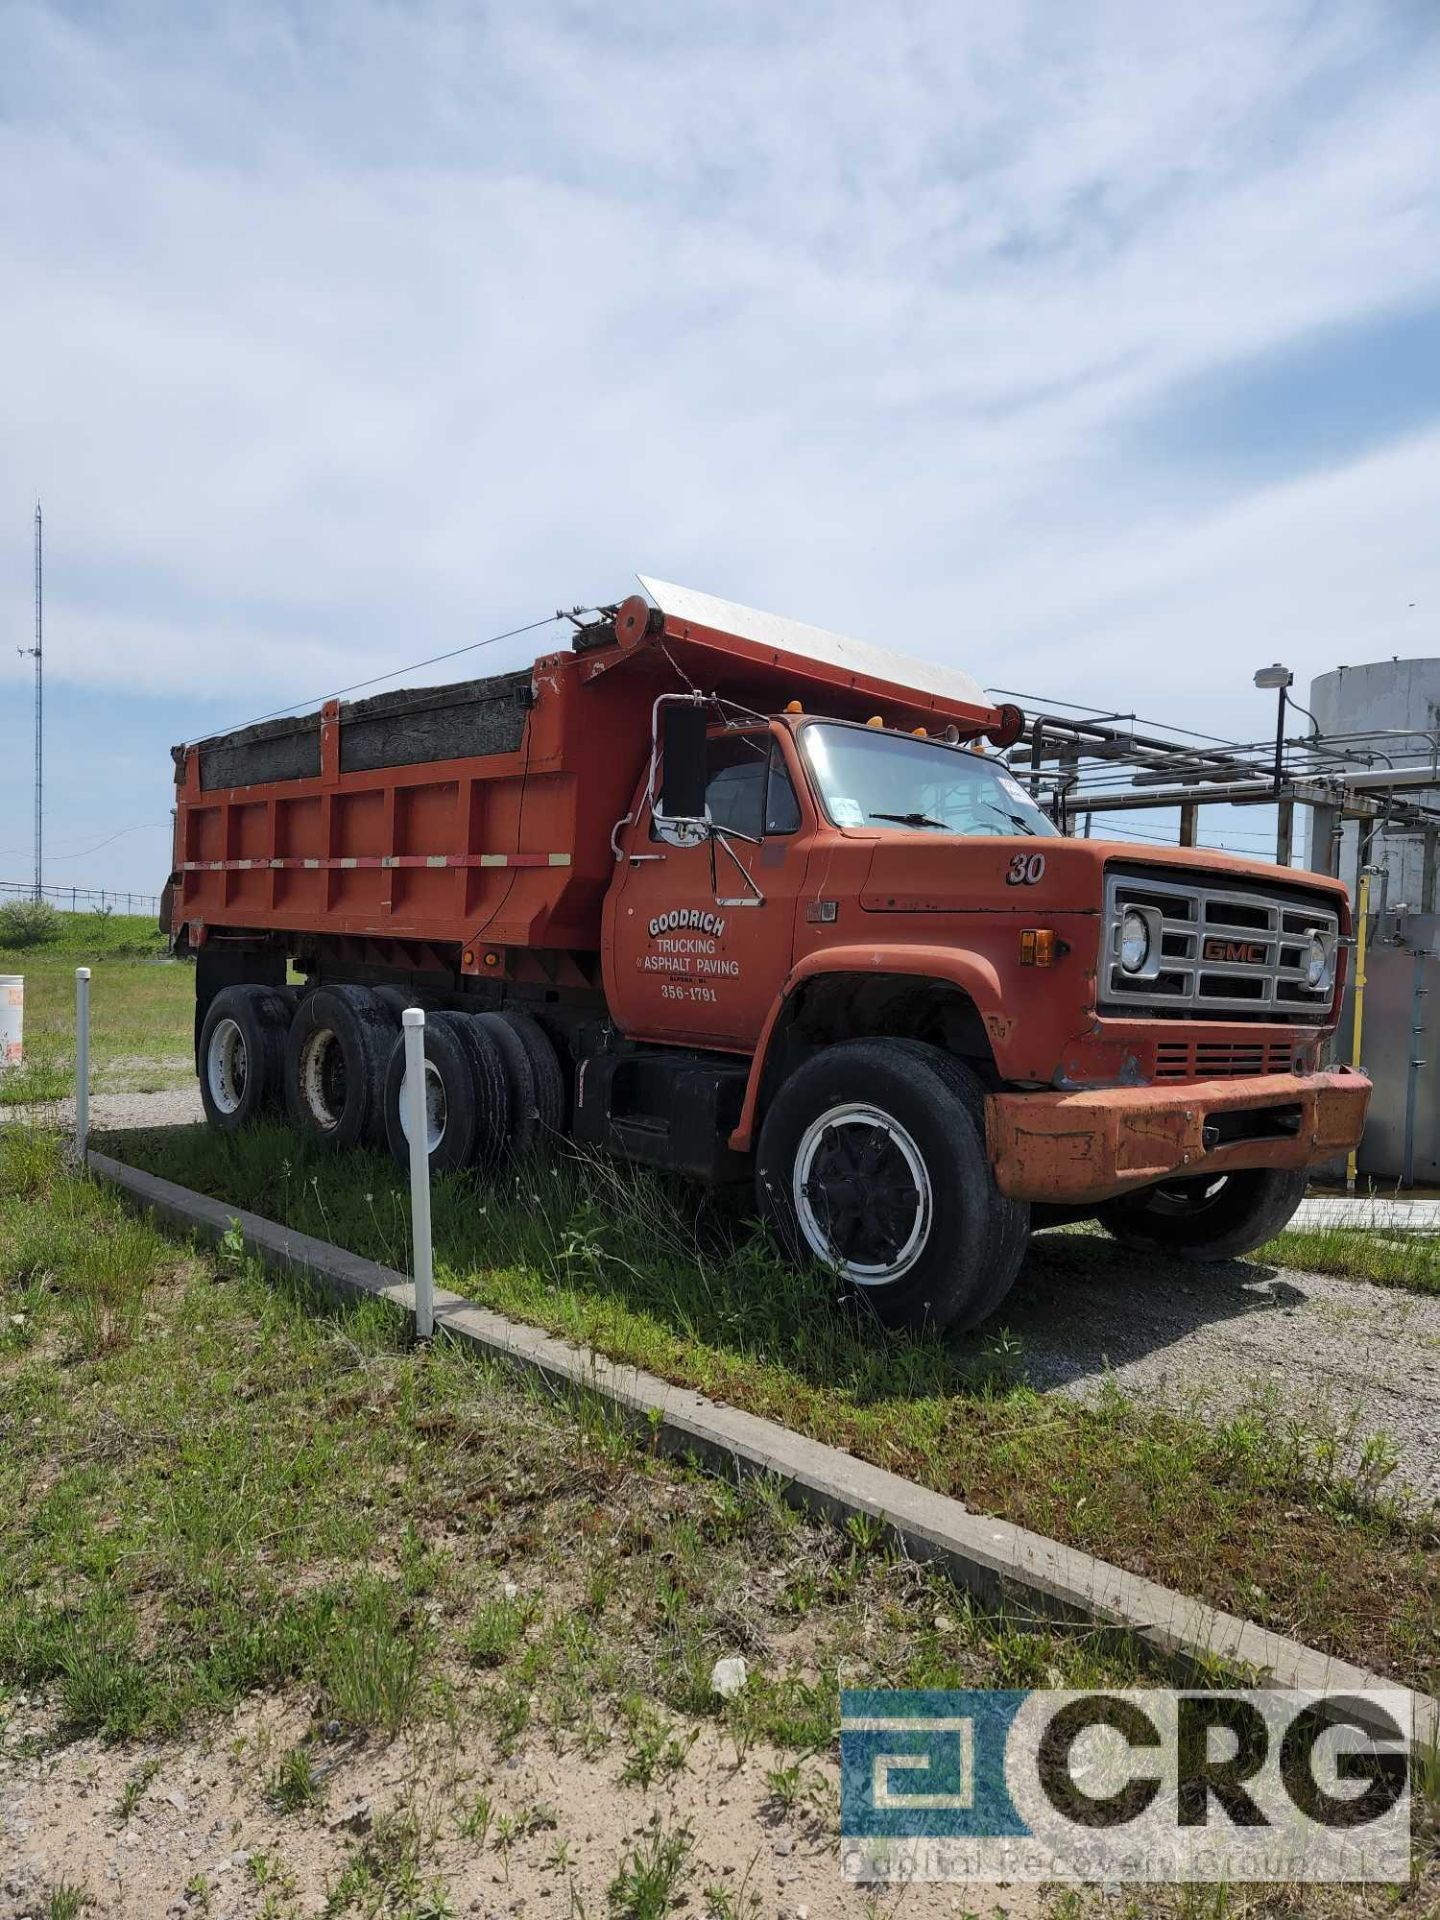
[0,1693,1037,1919]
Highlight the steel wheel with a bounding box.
[297,1025,348,1133]
[197,984,293,1133]
[205,1016,248,1117]
[756,1039,1029,1333]
[396,1058,448,1155]
[793,1101,933,1283]
[1136,1174,1233,1218]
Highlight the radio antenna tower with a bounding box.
[18,503,42,900]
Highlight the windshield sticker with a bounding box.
[831,796,865,826]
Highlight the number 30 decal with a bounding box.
[1006,852,1047,886]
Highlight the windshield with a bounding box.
[800,723,1058,838]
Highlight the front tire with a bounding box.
[755,1039,1029,1335]
[1097,1167,1306,1261]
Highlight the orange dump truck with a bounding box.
[165,578,1369,1332]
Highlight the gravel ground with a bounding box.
[1,1087,203,1132]
[1010,1230,1440,1508]
[5,1089,1439,1508]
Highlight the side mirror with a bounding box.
[656,703,708,831]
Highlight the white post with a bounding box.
[75,967,91,1161]
[402,1007,434,1340]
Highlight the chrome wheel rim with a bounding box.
[793,1101,932,1284]
[398,1059,447,1155]
[206,1016,247,1116]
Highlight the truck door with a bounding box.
[605,727,812,1050]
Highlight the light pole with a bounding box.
[17,504,42,899]
[1254,662,1293,793]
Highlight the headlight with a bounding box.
[1119,908,1151,974]
[1304,932,1334,992]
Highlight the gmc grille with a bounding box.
[1101,868,1339,1022]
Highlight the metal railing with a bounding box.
[0,879,159,916]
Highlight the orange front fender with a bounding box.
[728,943,1010,1153]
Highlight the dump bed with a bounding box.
[169,579,1009,961]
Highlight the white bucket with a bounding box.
[0,975,21,1073]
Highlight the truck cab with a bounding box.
[588,689,1364,1332]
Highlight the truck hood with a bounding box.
[855,833,1349,914]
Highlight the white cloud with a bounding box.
[0,0,1437,749]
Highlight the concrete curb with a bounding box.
[88,1149,1438,1749]
[1293,1195,1440,1233]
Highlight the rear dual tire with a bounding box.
[381,1006,566,1178]
[755,1038,1029,1336]
[198,985,294,1132]
[284,985,399,1151]
[382,1012,512,1176]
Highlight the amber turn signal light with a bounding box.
[1019,928,1056,966]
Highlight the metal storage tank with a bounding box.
[1307,658,1440,1183]
[1306,658,1440,907]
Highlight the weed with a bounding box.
[606,1814,694,1920]
[702,1848,763,1920]
[111,1755,161,1823]
[465,1594,529,1668]
[248,1851,299,1895]
[269,1744,321,1812]
[756,1758,814,1812]
[455,1791,491,1843]
[325,1806,425,1916]
[321,1580,428,1733]
[620,1702,695,1789]
[843,1510,889,1557]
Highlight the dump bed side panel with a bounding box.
[172,650,656,956]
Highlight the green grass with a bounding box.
[1265,1221,1440,1294]
[101,1119,1440,1698]
[0,908,167,960]
[0,917,192,1106]
[1,1124,1160,1770]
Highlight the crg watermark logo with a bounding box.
[840,1689,1411,1884]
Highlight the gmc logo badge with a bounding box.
[1202,937,1267,964]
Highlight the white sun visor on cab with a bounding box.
[637,576,988,714]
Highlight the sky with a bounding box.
[2,0,1439,900]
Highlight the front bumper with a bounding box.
[986,1068,1371,1205]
